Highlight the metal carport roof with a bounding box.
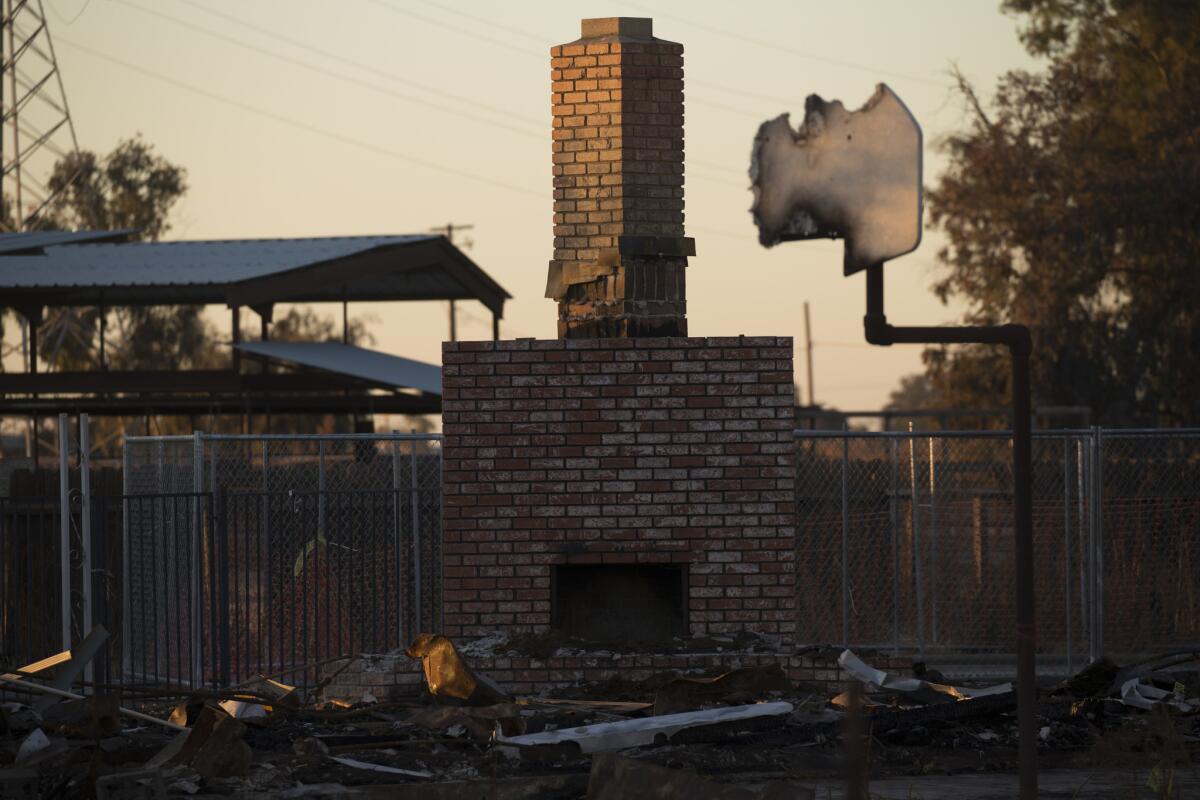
[0,233,510,316]
[234,341,442,396]
[0,229,135,255]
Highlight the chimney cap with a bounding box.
[580,17,652,39]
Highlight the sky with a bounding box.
[26,0,1037,417]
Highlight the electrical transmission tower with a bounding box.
[0,0,81,459]
[1,0,80,232]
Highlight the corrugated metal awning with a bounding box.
[234,341,441,395]
[0,234,510,316]
[0,229,135,255]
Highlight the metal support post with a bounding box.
[863,263,1037,800]
[57,413,70,653]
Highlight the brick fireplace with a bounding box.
[439,18,797,646]
[441,337,796,640]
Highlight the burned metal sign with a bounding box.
[751,83,923,274]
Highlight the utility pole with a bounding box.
[803,301,815,407]
[429,223,474,342]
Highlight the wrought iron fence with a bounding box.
[795,428,1200,676]
[0,496,66,673]
[121,433,442,690]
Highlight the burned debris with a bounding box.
[2,631,1198,797]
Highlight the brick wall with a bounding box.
[546,17,693,338]
[440,336,796,640]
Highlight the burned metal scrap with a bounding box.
[405,632,510,706]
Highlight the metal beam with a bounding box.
[0,392,440,416]
[0,367,414,394]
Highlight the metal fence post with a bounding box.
[190,432,204,688]
[80,414,93,687]
[1098,427,1105,662]
[1062,436,1072,675]
[840,426,849,647]
[928,436,938,646]
[317,440,326,664]
[318,441,327,537]
[1086,427,1101,663]
[213,487,231,688]
[410,442,422,633]
[1075,438,1086,666]
[261,440,271,671]
[391,437,403,646]
[908,424,924,658]
[121,443,131,684]
[58,413,71,654]
[889,437,900,655]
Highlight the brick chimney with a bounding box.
[545,17,694,339]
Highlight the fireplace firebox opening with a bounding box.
[552,564,686,645]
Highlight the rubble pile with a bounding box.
[1,634,1197,798]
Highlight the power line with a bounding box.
[56,37,546,199]
[688,77,802,109]
[363,0,778,120]
[691,159,746,177]
[55,17,792,242]
[364,0,541,61]
[113,2,755,191]
[685,167,744,190]
[612,0,952,90]
[46,0,91,27]
[177,0,545,134]
[409,0,545,45]
[688,95,764,120]
[114,0,545,141]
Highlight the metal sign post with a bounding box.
[752,83,1038,800]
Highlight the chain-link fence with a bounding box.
[795,428,1200,677]
[121,433,441,689]
[105,427,1200,686]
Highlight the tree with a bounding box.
[36,136,205,372]
[886,373,941,411]
[883,373,947,430]
[267,307,375,348]
[43,136,187,239]
[923,0,1200,426]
